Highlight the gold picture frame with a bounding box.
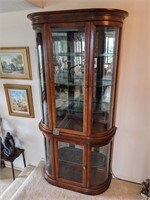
[4,84,35,118]
[0,47,32,79]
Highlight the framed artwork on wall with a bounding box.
[0,47,32,79]
[4,84,35,118]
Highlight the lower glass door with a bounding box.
[56,141,84,184]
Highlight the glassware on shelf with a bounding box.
[52,29,85,132]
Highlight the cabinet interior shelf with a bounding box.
[58,147,106,168]
[53,53,115,57]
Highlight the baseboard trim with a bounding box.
[4,162,23,171]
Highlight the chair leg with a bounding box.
[22,152,26,168]
[11,162,15,180]
[1,160,5,168]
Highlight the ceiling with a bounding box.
[0,0,44,13]
[0,0,148,13]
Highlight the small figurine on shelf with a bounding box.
[3,132,15,157]
[140,179,150,199]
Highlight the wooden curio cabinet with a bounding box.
[28,9,128,195]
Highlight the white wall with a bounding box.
[112,2,149,183]
[0,10,45,168]
[148,1,150,179]
[0,0,149,183]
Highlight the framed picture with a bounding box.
[4,84,35,118]
[0,47,32,79]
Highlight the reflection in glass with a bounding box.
[58,141,83,183]
[36,30,49,125]
[52,29,85,132]
[45,138,52,174]
[90,144,110,185]
[92,27,120,133]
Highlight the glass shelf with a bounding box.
[53,52,85,57]
[94,84,112,88]
[57,108,109,115]
[55,75,83,79]
[53,52,115,57]
[95,53,116,57]
[55,82,83,86]
[57,108,83,113]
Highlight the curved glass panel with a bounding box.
[52,28,85,132]
[92,27,120,133]
[90,144,110,186]
[44,138,52,175]
[36,29,49,126]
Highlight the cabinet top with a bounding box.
[27,8,128,26]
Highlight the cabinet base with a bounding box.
[44,169,112,195]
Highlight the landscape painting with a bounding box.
[0,47,32,79]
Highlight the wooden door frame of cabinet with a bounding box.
[42,24,53,130]
[48,25,57,128]
[84,22,91,135]
[46,22,91,136]
[87,22,95,136]
[86,144,91,188]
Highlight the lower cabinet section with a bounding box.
[44,136,112,195]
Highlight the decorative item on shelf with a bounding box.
[3,132,15,157]
[140,179,150,199]
[4,84,35,118]
[0,47,32,80]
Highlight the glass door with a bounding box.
[55,140,86,185]
[91,26,120,133]
[51,26,87,133]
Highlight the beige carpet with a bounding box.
[0,167,21,195]
[10,161,143,200]
[0,165,35,200]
